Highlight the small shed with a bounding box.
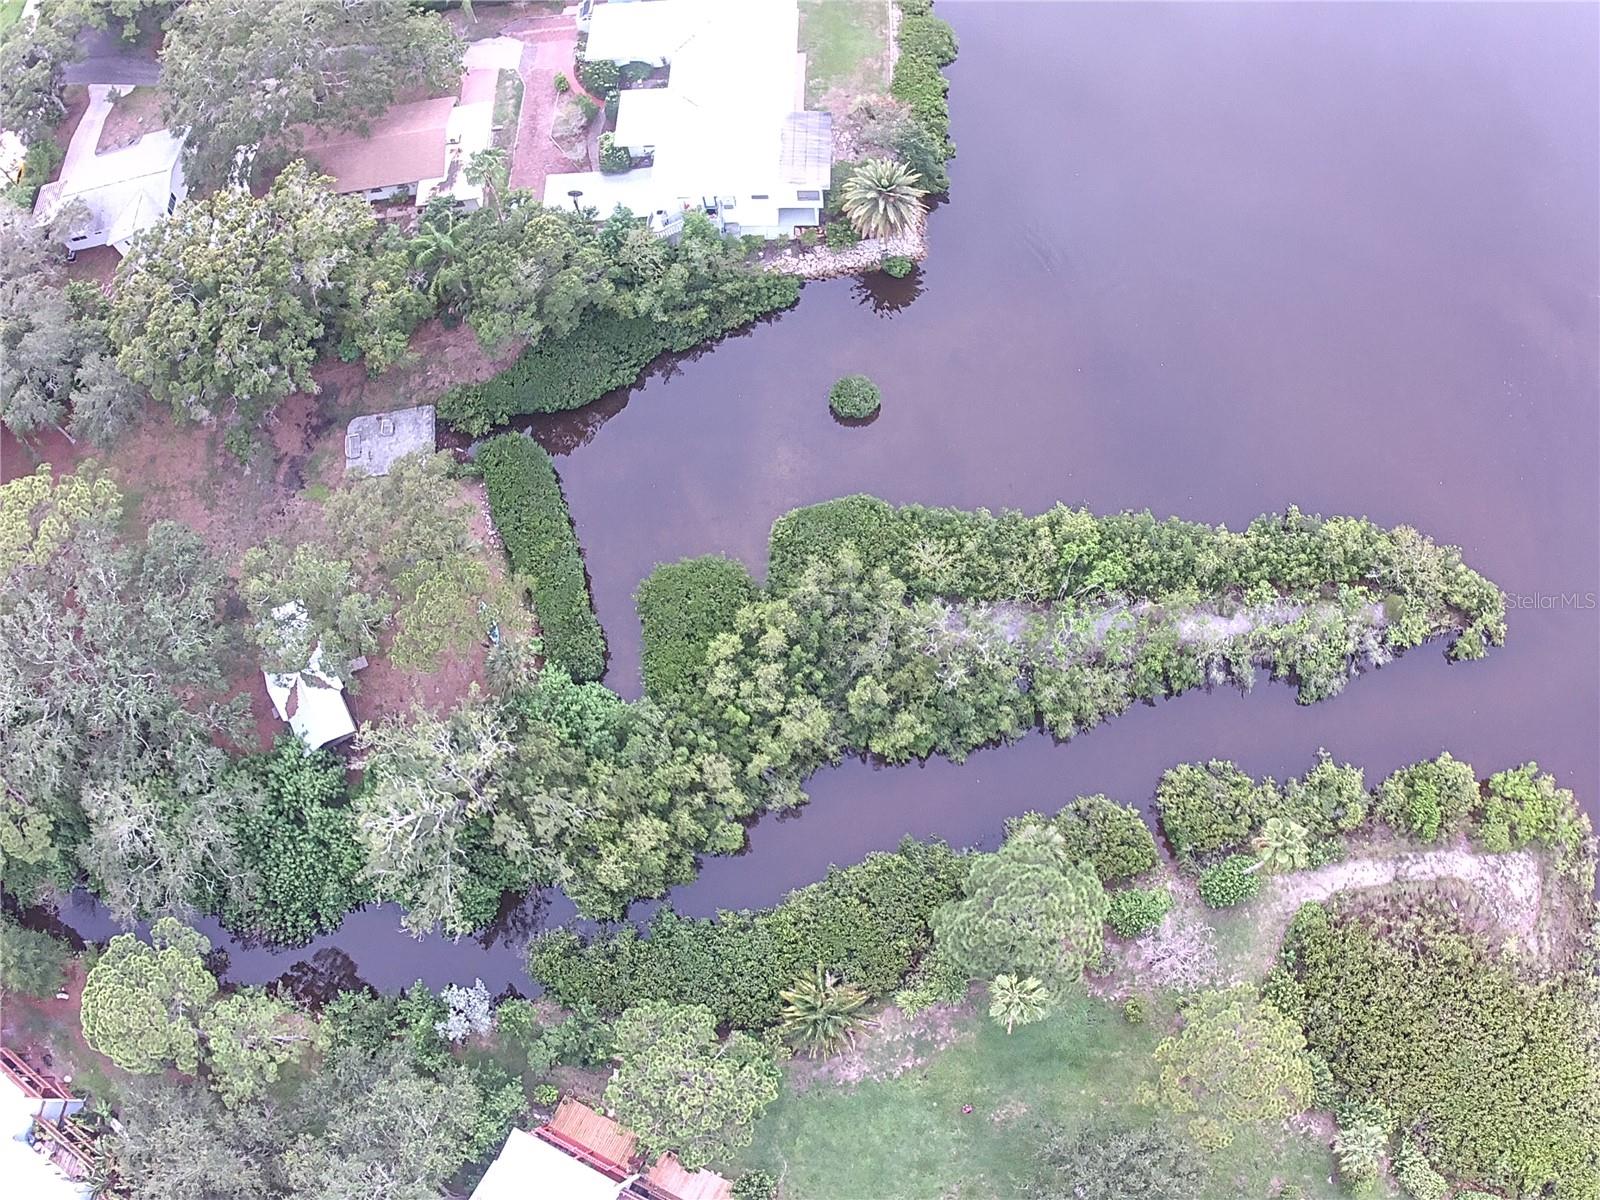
[261,604,358,750]
[344,405,436,477]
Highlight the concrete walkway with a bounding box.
[57,85,116,177]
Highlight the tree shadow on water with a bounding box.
[851,265,926,317]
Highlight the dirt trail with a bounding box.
[1109,844,1556,994]
[1261,846,1544,941]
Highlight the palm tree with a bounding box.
[840,157,927,241]
[988,973,1051,1034]
[1251,816,1312,874]
[778,965,871,1058]
[465,147,510,216]
[409,212,470,307]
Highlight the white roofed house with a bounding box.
[544,0,832,239]
[261,603,359,750]
[33,84,186,256]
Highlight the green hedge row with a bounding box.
[439,317,667,436]
[527,838,967,1029]
[893,0,960,159]
[478,434,606,681]
[438,270,801,437]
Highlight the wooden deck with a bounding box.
[543,1097,639,1173]
[642,1153,734,1200]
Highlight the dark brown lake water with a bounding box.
[49,1,1600,993]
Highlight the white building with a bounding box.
[471,1129,630,1200]
[34,84,186,256]
[261,604,358,750]
[544,0,833,238]
[1,1050,92,1200]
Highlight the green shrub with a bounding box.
[1374,752,1478,842]
[531,1082,560,1106]
[223,738,368,944]
[892,946,967,1015]
[554,72,570,94]
[574,92,600,122]
[882,254,914,277]
[1037,795,1159,882]
[828,374,881,419]
[1121,996,1146,1024]
[1279,901,1599,1196]
[732,1169,778,1200]
[438,270,800,435]
[1106,886,1173,937]
[1393,1136,1449,1200]
[1280,750,1368,836]
[824,220,861,249]
[478,434,607,681]
[891,0,959,160]
[1474,762,1594,887]
[528,839,966,1029]
[636,555,755,704]
[577,57,619,96]
[1156,760,1276,860]
[1197,855,1262,908]
[598,131,630,174]
[0,916,69,999]
[2,139,65,209]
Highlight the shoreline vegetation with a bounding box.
[13,750,1592,1199]
[336,496,1508,934]
[4,484,1509,944]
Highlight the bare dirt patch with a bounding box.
[95,86,165,153]
[1103,839,1574,996]
[788,995,976,1091]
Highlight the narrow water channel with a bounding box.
[48,1,1600,994]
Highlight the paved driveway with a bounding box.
[63,26,159,87]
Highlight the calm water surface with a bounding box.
[51,2,1600,991]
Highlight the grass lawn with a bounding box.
[0,0,26,33]
[737,993,1358,1199]
[799,0,890,107]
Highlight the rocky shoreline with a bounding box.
[763,217,927,280]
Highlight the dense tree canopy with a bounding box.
[0,466,244,906]
[932,821,1110,994]
[1,209,143,444]
[200,989,320,1107]
[1141,985,1315,1150]
[0,2,78,145]
[605,1002,782,1169]
[1274,900,1600,1197]
[109,162,427,428]
[80,918,218,1073]
[160,0,464,187]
